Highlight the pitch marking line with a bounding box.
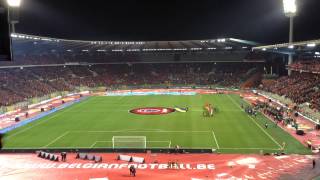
[72,130,212,133]
[227,95,282,148]
[43,131,70,148]
[147,141,172,148]
[4,98,90,140]
[211,130,220,149]
[4,113,65,140]
[90,141,112,148]
[219,147,281,150]
[91,140,172,148]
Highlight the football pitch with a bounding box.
[3,94,310,154]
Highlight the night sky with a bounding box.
[15,0,320,44]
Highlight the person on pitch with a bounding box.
[209,104,214,117]
[203,103,209,117]
[129,165,136,177]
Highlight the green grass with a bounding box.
[3,94,310,154]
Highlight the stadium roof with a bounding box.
[253,39,320,57]
[11,33,259,53]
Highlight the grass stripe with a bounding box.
[4,94,308,154]
[227,94,282,148]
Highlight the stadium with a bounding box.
[0,0,320,179]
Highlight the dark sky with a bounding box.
[15,0,320,44]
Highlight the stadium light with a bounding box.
[10,33,17,38]
[7,0,21,7]
[7,0,22,33]
[283,0,297,16]
[283,0,297,76]
[307,43,316,47]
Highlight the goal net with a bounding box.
[112,136,147,149]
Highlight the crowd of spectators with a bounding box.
[261,71,320,111]
[288,60,320,73]
[0,63,259,107]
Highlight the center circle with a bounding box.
[130,107,175,115]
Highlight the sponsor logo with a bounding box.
[130,107,175,115]
[4,162,215,170]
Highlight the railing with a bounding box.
[258,91,294,105]
[288,67,320,75]
[258,90,320,123]
[0,97,86,134]
[0,86,99,114]
[106,84,241,90]
[0,91,72,114]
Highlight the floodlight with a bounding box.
[7,0,21,7]
[10,33,17,38]
[288,45,294,49]
[307,43,316,47]
[217,38,226,43]
[315,52,320,55]
[283,0,297,16]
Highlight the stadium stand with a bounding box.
[288,60,320,73]
[2,34,318,114]
[261,71,320,111]
[0,61,263,107]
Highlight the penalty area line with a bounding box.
[42,131,70,148]
[90,141,113,148]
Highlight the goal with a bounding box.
[112,136,147,149]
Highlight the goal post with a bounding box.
[112,136,147,149]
